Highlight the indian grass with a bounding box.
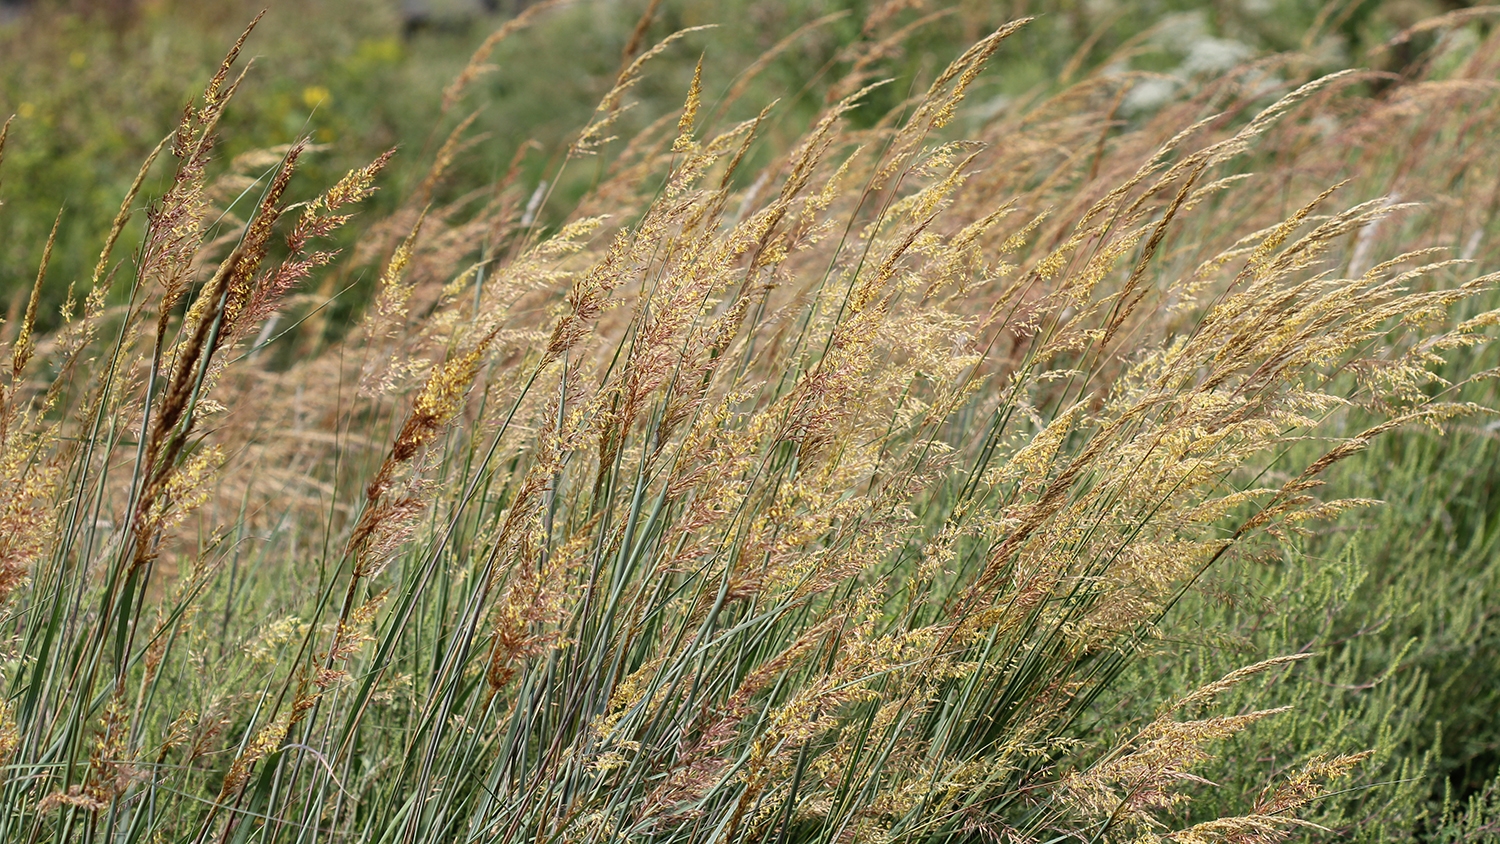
[1,6,1499,843]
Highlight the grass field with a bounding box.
[1,1,1498,841]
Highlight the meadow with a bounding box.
[0,1,1497,841]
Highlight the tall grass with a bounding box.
[1,5,1498,843]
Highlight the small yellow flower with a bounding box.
[69,51,87,68]
[302,85,331,109]
[17,102,35,119]
[356,37,402,64]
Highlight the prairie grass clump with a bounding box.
[1,5,1498,843]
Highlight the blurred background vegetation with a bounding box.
[2,0,1497,837]
[1,0,1479,327]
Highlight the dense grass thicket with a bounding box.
[1,1,1498,842]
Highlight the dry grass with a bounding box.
[1,5,1498,843]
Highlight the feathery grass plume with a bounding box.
[92,137,168,294]
[826,6,959,106]
[122,143,302,582]
[619,0,664,71]
[709,11,848,124]
[441,0,570,115]
[244,147,396,330]
[0,421,60,604]
[409,110,482,212]
[138,14,261,342]
[672,56,704,154]
[366,207,429,344]
[38,137,170,413]
[0,699,16,767]
[574,25,716,156]
[9,209,59,381]
[1062,656,1323,836]
[0,211,64,607]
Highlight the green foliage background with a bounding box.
[1,0,1465,323]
